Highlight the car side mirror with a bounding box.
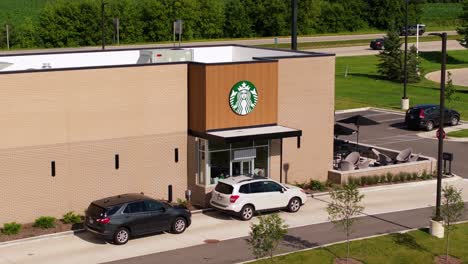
[280,189,284,193]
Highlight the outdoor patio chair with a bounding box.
[357,159,371,169]
[344,151,360,165]
[339,160,355,171]
[409,153,420,162]
[372,148,393,165]
[396,147,413,163]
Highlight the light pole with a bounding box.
[429,32,447,232]
[401,0,410,110]
[291,0,298,50]
[101,0,107,50]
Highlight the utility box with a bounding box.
[137,49,193,64]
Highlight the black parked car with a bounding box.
[85,193,191,245]
[370,38,385,50]
[400,24,426,36]
[405,104,460,131]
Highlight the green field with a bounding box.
[0,0,48,25]
[422,3,463,30]
[254,223,468,264]
[335,50,468,119]
[447,129,468,138]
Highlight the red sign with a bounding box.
[436,129,446,139]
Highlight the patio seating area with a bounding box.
[329,139,436,184]
[334,139,422,171]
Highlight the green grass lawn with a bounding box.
[447,129,468,138]
[335,50,468,119]
[254,223,468,264]
[422,3,463,30]
[0,0,48,25]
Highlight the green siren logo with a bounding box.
[229,81,258,116]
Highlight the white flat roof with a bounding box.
[0,45,324,73]
[205,125,301,143]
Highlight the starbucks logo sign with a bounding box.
[229,81,258,116]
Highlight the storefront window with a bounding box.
[196,138,270,186]
[254,146,268,177]
[210,151,230,184]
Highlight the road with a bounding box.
[1,177,467,264]
[107,203,468,264]
[335,109,468,176]
[307,39,465,57]
[0,31,458,56]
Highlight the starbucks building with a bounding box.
[0,45,335,223]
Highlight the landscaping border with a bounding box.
[239,219,468,264]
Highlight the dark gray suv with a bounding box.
[85,193,191,245]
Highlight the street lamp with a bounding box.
[291,0,298,50]
[428,32,447,231]
[101,0,107,50]
[402,0,409,110]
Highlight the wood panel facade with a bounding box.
[188,61,278,132]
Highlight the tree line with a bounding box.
[0,0,431,49]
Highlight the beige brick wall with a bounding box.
[0,65,188,224]
[277,56,335,183]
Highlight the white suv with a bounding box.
[210,176,307,221]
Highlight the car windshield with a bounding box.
[215,182,234,194]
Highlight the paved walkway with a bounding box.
[0,177,467,264]
[426,68,468,87]
[106,203,468,264]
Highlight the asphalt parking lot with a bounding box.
[335,109,468,177]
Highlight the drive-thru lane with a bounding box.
[335,109,468,176]
[1,177,467,264]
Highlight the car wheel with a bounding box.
[450,116,459,126]
[113,227,130,245]
[171,217,187,234]
[239,205,254,221]
[425,121,434,131]
[287,197,302,213]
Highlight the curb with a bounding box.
[191,208,214,214]
[335,107,371,114]
[416,123,468,142]
[238,219,468,264]
[0,229,85,248]
[310,175,462,198]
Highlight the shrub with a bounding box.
[34,216,56,229]
[176,198,189,208]
[386,172,394,183]
[372,175,380,185]
[309,180,326,191]
[325,180,336,189]
[2,222,22,235]
[295,182,306,189]
[348,177,355,185]
[392,174,401,183]
[398,173,406,182]
[62,211,82,224]
[411,173,418,181]
[380,175,387,183]
[361,176,368,186]
[405,173,412,182]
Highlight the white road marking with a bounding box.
[375,137,426,146]
[377,118,404,123]
[363,113,393,117]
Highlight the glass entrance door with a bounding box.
[231,160,253,176]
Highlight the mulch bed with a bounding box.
[0,221,83,243]
[435,255,462,264]
[334,258,363,264]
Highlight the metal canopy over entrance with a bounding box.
[190,125,302,143]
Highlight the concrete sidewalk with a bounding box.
[106,203,468,264]
[1,178,467,264]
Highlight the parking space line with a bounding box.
[375,137,426,146]
[377,118,404,123]
[363,113,393,117]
